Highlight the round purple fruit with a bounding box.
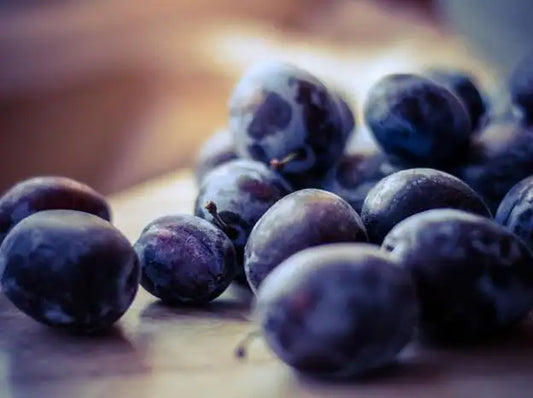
[0,210,139,332]
[255,243,418,378]
[364,74,471,166]
[244,189,368,292]
[194,159,291,284]
[320,150,402,214]
[425,68,486,131]
[454,121,533,214]
[495,176,533,252]
[383,209,533,341]
[0,176,111,246]
[194,129,238,184]
[361,168,491,244]
[134,215,237,305]
[229,63,350,188]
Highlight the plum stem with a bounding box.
[205,201,229,231]
[234,330,261,360]
[270,151,300,170]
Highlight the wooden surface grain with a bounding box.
[1,170,533,398]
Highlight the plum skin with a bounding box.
[425,68,486,131]
[364,74,471,166]
[229,63,349,188]
[453,121,533,214]
[495,176,533,252]
[0,210,139,333]
[0,176,111,246]
[361,168,491,244]
[383,209,533,341]
[135,215,237,305]
[194,129,238,184]
[194,159,292,284]
[255,243,418,378]
[244,189,368,293]
[319,150,403,214]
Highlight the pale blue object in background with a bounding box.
[440,0,533,76]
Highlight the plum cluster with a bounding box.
[2,53,533,380]
[0,177,137,332]
[193,58,533,377]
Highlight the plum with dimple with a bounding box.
[194,159,291,284]
[383,209,533,341]
[194,129,239,184]
[495,176,533,252]
[361,168,491,244]
[0,210,139,332]
[0,176,111,246]
[244,189,368,293]
[135,215,237,305]
[255,243,418,378]
[229,62,351,188]
[364,74,471,166]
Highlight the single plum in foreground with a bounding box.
[255,243,418,378]
[134,215,237,305]
[0,210,139,332]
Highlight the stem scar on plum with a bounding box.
[205,201,239,240]
[270,150,305,170]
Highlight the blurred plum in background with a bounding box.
[0,0,527,194]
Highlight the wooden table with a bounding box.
[1,171,533,398]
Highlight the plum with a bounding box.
[0,210,139,332]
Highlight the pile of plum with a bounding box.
[2,54,533,379]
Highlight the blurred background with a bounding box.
[0,0,531,194]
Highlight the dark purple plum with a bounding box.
[194,129,238,184]
[194,159,292,284]
[425,68,486,130]
[244,189,368,292]
[510,52,533,124]
[453,121,533,213]
[255,243,418,378]
[361,168,491,244]
[320,150,403,214]
[134,215,237,305]
[229,63,350,188]
[364,74,471,166]
[383,209,533,341]
[0,176,111,246]
[0,210,139,332]
[495,176,533,252]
